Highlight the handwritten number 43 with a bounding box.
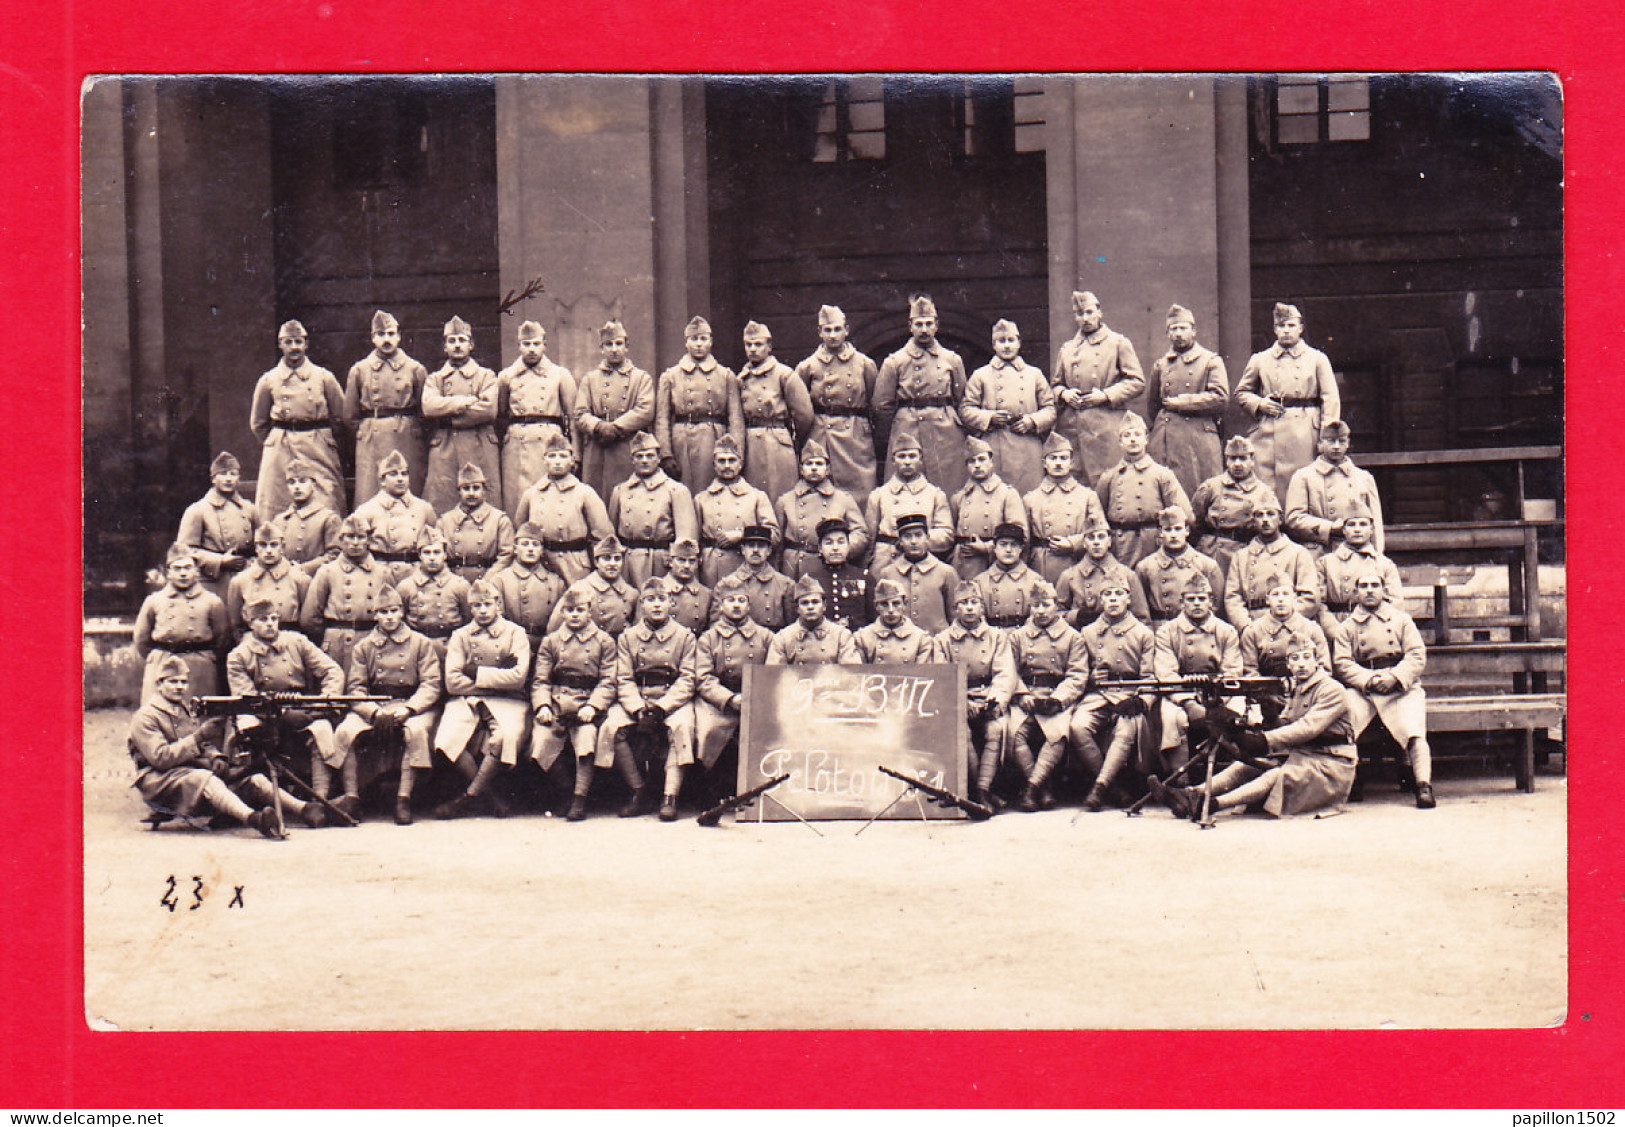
[160,875,246,911]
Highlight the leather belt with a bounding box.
[674,412,726,426]
[323,616,377,631]
[620,537,673,551]
[153,639,215,654]
[372,683,418,699]
[633,666,680,689]
[875,533,899,544]
[415,622,457,639]
[1364,654,1403,670]
[507,413,566,427]
[1025,671,1065,689]
[373,550,419,563]
[364,406,415,419]
[966,672,993,689]
[744,416,788,428]
[1277,396,1323,409]
[717,671,744,692]
[447,554,497,569]
[1325,600,1351,614]
[1112,518,1159,530]
[987,614,1026,629]
[545,538,591,553]
[814,404,866,417]
[273,419,330,431]
[1211,530,1253,543]
[550,670,600,690]
[898,396,955,409]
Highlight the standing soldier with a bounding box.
[794,304,881,508]
[133,543,231,704]
[1134,507,1226,631]
[738,319,814,503]
[775,439,868,580]
[727,524,798,633]
[1190,436,1270,581]
[421,315,501,514]
[513,432,614,583]
[1147,304,1229,499]
[333,585,444,825]
[351,449,438,585]
[1051,290,1145,485]
[1223,495,1321,631]
[394,528,472,655]
[345,309,428,501]
[853,578,940,664]
[271,459,342,576]
[432,580,533,819]
[804,517,874,631]
[531,585,620,822]
[1285,420,1385,558]
[1056,515,1149,628]
[547,535,640,639]
[973,523,1048,631]
[437,462,515,583]
[656,316,744,490]
[934,585,1018,811]
[608,431,698,588]
[249,319,346,523]
[574,319,657,500]
[864,431,954,573]
[1023,432,1109,584]
[602,576,700,821]
[497,319,575,519]
[1069,577,1158,812]
[693,434,777,585]
[877,293,969,495]
[693,573,776,804]
[488,523,567,651]
[1008,580,1090,812]
[961,318,1056,497]
[1094,411,1192,568]
[664,538,713,635]
[874,512,960,636]
[1236,302,1341,501]
[1335,573,1436,808]
[1151,574,1242,779]
[177,451,257,602]
[301,515,392,676]
[767,574,860,665]
[950,437,1028,582]
[225,524,311,642]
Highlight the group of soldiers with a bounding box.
[128,290,1437,836]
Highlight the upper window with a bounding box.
[813,76,887,162]
[1275,74,1371,145]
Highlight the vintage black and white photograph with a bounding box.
[80,72,1564,1031]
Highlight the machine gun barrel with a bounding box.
[877,765,993,821]
[1099,675,1286,697]
[696,773,790,827]
[195,693,394,718]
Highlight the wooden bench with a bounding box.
[1425,689,1566,792]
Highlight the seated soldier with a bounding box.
[395,526,472,655]
[488,522,567,651]
[437,461,516,583]
[1094,410,1192,569]
[1151,573,1242,779]
[512,431,615,583]
[1054,514,1147,631]
[1134,505,1224,631]
[224,599,345,821]
[334,585,444,825]
[775,439,868,580]
[665,537,713,634]
[272,458,342,575]
[1223,492,1320,631]
[694,434,778,585]
[177,450,257,602]
[875,512,959,636]
[1069,576,1157,811]
[803,517,873,631]
[129,655,318,837]
[864,431,955,574]
[608,430,698,588]
[1316,502,1400,624]
[1239,571,1334,725]
[433,579,533,819]
[694,573,776,806]
[601,576,700,821]
[950,437,1028,582]
[1008,580,1090,811]
[546,535,640,638]
[768,574,859,664]
[351,449,438,585]
[1335,573,1436,808]
[1022,433,1108,584]
[225,522,310,643]
[934,585,1018,810]
[133,542,231,705]
[853,578,941,664]
[531,585,620,822]
[301,514,392,677]
[727,524,797,632]
[1150,630,1355,819]
[972,522,1047,631]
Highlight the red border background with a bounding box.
[3,0,1619,1108]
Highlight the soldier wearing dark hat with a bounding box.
[1236,302,1341,501]
[693,434,778,585]
[874,512,959,635]
[133,543,231,704]
[487,522,567,648]
[301,514,392,675]
[795,304,882,508]
[272,457,343,575]
[1222,493,1320,631]
[803,516,874,631]
[250,319,347,523]
[1285,419,1385,558]
[395,526,473,656]
[726,524,798,632]
[864,429,955,573]
[1055,512,1149,628]
[1069,575,1157,812]
[531,584,620,821]
[1094,410,1193,568]
[1189,435,1270,580]
[546,535,640,638]
[1052,290,1146,485]
[512,430,614,582]
[767,574,859,665]
[608,430,698,587]
[738,319,815,502]
[225,522,311,641]
[950,436,1029,582]
[962,318,1056,497]
[1022,431,1110,584]
[497,319,576,519]
[775,437,869,579]
[345,309,429,501]
[934,584,1019,810]
[1151,572,1242,777]
[1134,506,1226,630]
[1008,579,1090,811]
[178,450,258,602]
[877,293,971,495]
[853,578,940,664]
[422,315,502,514]
[437,461,516,583]
[1147,304,1229,498]
[351,448,438,585]
[693,572,775,801]
[972,522,1047,631]
[574,319,657,500]
[334,584,444,824]
[657,315,745,491]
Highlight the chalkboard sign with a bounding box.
[735,664,969,821]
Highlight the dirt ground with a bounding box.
[81,707,1566,1031]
